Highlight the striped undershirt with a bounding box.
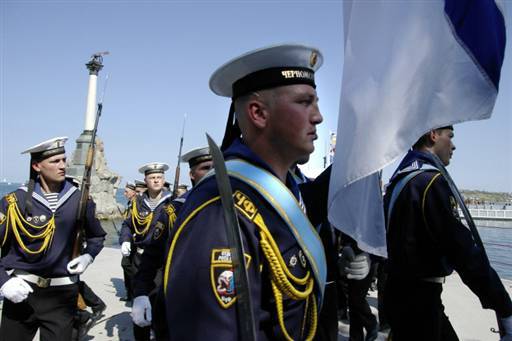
[43,192,59,212]
[147,198,160,211]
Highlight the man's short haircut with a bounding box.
[412,125,453,150]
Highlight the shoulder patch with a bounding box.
[0,211,5,225]
[152,221,165,240]
[233,190,258,221]
[210,248,251,309]
[66,176,81,187]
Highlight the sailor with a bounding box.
[131,146,213,340]
[119,162,173,340]
[163,44,327,340]
[0,137,106,340]
[119,181,137,302]
[176,184,188,197]
[124,182,137,203]
[384,126,512,340]
[134,180,147,194]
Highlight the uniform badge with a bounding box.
[310,51,318,67]
[33,216,40,224]
[141,211,149,217]
[299,250,307,268]
[449,196,460,219]
[152,222,165,240]
[39,215,47,223]
[26,216,33,222]
[210,249,251,309]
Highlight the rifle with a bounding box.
[172,114,187,199]
[71,77,107,259]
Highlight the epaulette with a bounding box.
[5,193,17,205]
[233,190,258,222]
[66,176,82,188]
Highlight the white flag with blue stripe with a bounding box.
[328,0,506,257]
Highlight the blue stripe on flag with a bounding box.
[444,0,506,90]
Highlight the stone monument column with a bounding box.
[68,54,104,176]
[67,53,123,219]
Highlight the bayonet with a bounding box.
[172,114,187,199]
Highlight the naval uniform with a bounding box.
[384,150,512,340]
[132,195,184,341]
[120,198,135,301]
[0,178,106,340]
[163,138,326,340]
[119,190,173,340]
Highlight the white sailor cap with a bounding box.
[138,162,169,175]
[125,182,136,190]
[209,44,323,99]
[181,147,212,168]
[21,136,68,161]
[134,180,147,188]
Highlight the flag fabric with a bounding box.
[328,0,506,257]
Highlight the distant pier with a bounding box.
[460,206,512,221]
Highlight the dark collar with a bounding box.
[224,138,301,200]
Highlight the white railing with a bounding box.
[459,208,512,221]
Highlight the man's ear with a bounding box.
[428,130,439,145]
[31,161,41,173]
[247,99,269,129]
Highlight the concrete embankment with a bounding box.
[0,246,510,340]
[85,247,512,340]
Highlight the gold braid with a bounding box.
[131,198,153,236]
[3,194,56,255]
[165,205,177,230]
[253,213,317,340]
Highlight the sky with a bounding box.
[1,0,511,192]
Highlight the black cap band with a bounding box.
[189,155,213,168]
[232,67,316,99]
[144,169,165,176]
[31,147,65,162]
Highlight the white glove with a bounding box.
[339,246,371,280]
[131,295,152,327]
[0,277,33,303]
[121,242,131,257]
[501,315,512,341]
[67,254,93,275]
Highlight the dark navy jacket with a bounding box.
[132,195,185,297]
[119,190,173,248]
[164,138,316,340]
[0,178,106,287]
[384,150,512,317]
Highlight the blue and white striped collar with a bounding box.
[142,190,172,212]
[20,178,77,212]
